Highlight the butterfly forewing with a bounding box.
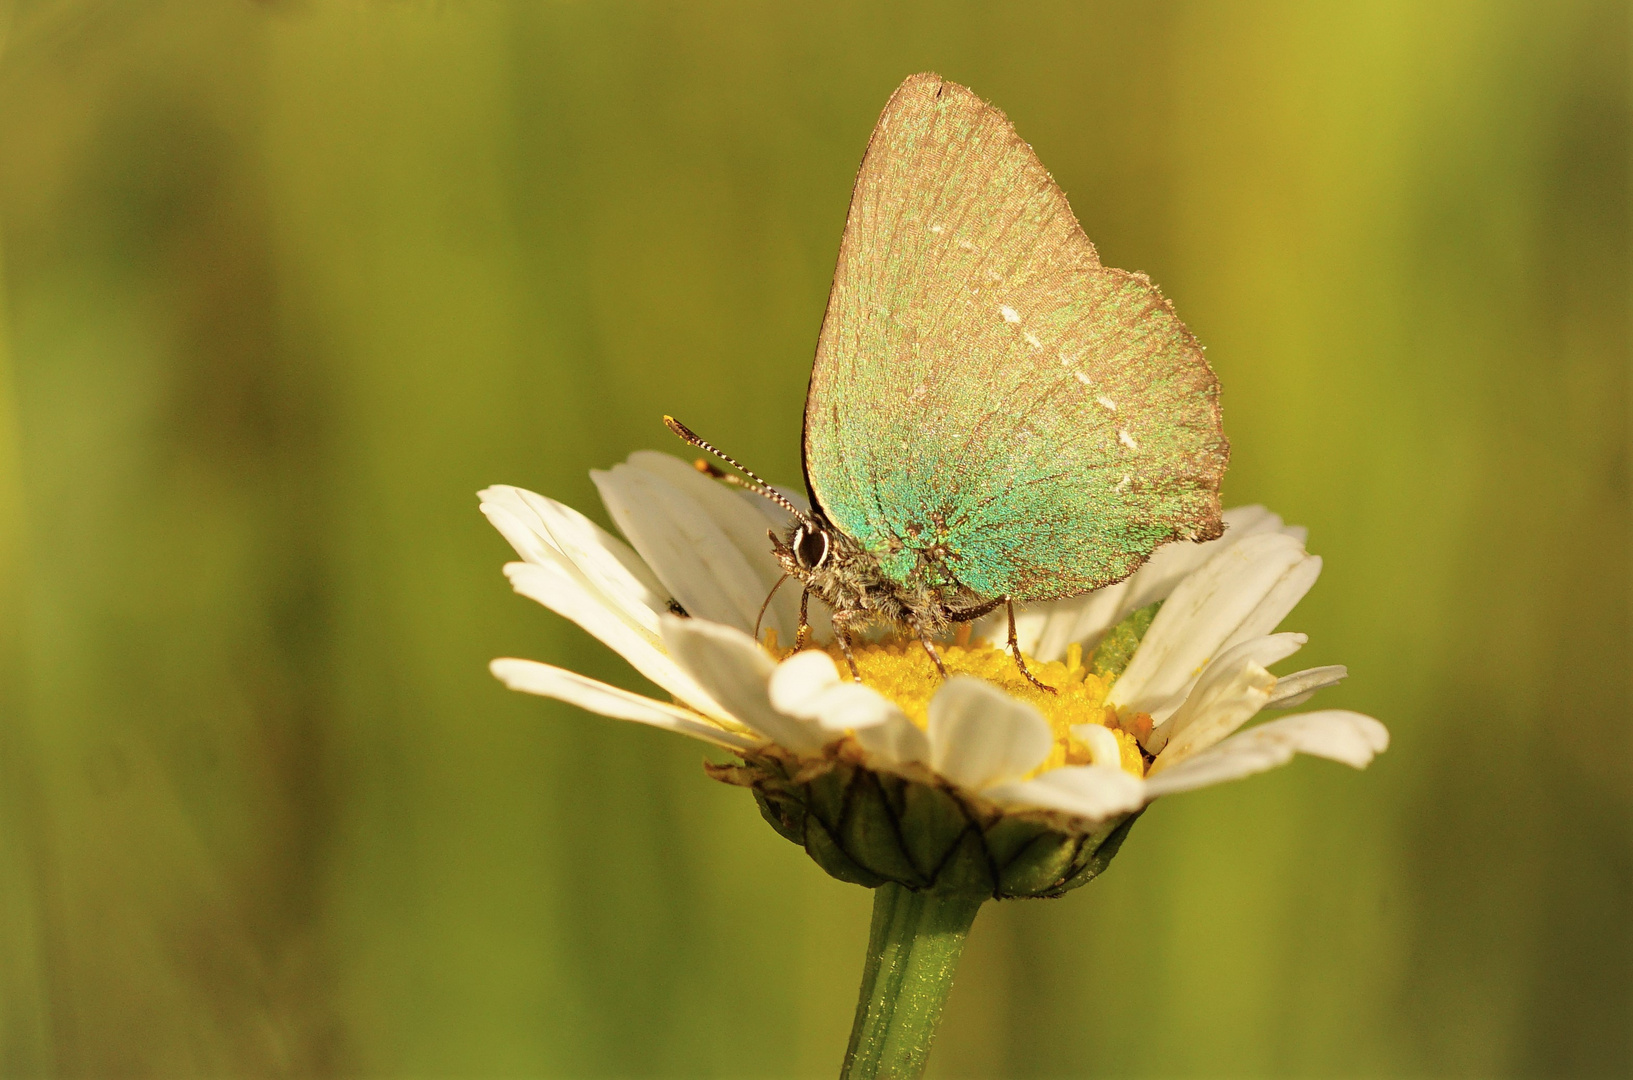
[803,73,1227,603]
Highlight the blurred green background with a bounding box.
[0,2,1627,1077]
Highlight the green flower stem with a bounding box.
[840,883,985,1080]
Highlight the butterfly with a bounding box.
[668,73,1227,691]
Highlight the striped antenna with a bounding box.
[664,416,807,519]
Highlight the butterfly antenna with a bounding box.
[664,415,807,519]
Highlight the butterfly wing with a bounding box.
[803,73,1227,603]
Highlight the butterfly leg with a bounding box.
[831,612,863,681]
[1006,598,1056,694]
[917,634,950,679]
[793,588,812,651]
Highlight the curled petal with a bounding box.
[927,676,1054,791]
[768,649,844,713]
[1147,632,1307,760]
[1141,710,1390,798]
[490,658,758,751]
[1070,723,1126,768]
[660,615,829,754]
[1265,665,1348,709]
[986,765,1146,822]
[1149,665,1273,770]
[804,683,904,732]
[1111,532,1320,719]
[770,650,903,733]
[855,714,932,768]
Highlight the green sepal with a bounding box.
[1090,600,1163,680]
[753,788,805,845]
[928,828,995,896]
[709,748,1139,900]
[842,770,926,886]
[897,782,971,880]
[805,767,850,834]
[980,815,1052,868]
[997,829,1083,896]
[1047,811,1143,896]
[806,813,890,888]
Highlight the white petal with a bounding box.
[660,615,828,754]
[593,462,774,637]
[503,561,729,720]
[482,485,667,600]
[986,765,1146,822]
[1233,556,1323,648]
[480,485,562,564]
[1265,665,1348,709]
[1141,710,1389,798]
[1067,723,1124,768]
[481,487,671,642]
[1145,504,1306,597]
[855,714,933,768]
[1146,632,1307,759]
[1110,532,1319,719]
[628,451,815,640]
[490,658,758,751]
[926,676,1054,791]
[975,504,1304,660]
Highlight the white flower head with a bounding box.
[481,453,1388,896]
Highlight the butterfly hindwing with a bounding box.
[802,73,1227,603]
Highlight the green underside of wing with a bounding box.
[803,75,1226,602]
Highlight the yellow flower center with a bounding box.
[768,628,1148,778]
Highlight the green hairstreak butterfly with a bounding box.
[668,73,1227,689]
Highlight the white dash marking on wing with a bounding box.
[1114,474,1132,492]
[1023,332,1042,349]
[1096,395,1117,412]
[1000,305,1022,324]
[929,223,944,234]
[958,239,976,252]
[1118,428,1139,451]
[1073,371,1092,386]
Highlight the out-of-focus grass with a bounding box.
[0,2,1626,1077]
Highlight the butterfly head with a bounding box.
[773,517,841,581]
[790,521,831,571]
[664,415,914,626]
[771,513,921,629]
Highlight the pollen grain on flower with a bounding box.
[790,636,1148,778]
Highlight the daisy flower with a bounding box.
[480,448,1388,1079]
[480,450,1387,898]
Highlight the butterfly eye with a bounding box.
[794,525,831,570]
